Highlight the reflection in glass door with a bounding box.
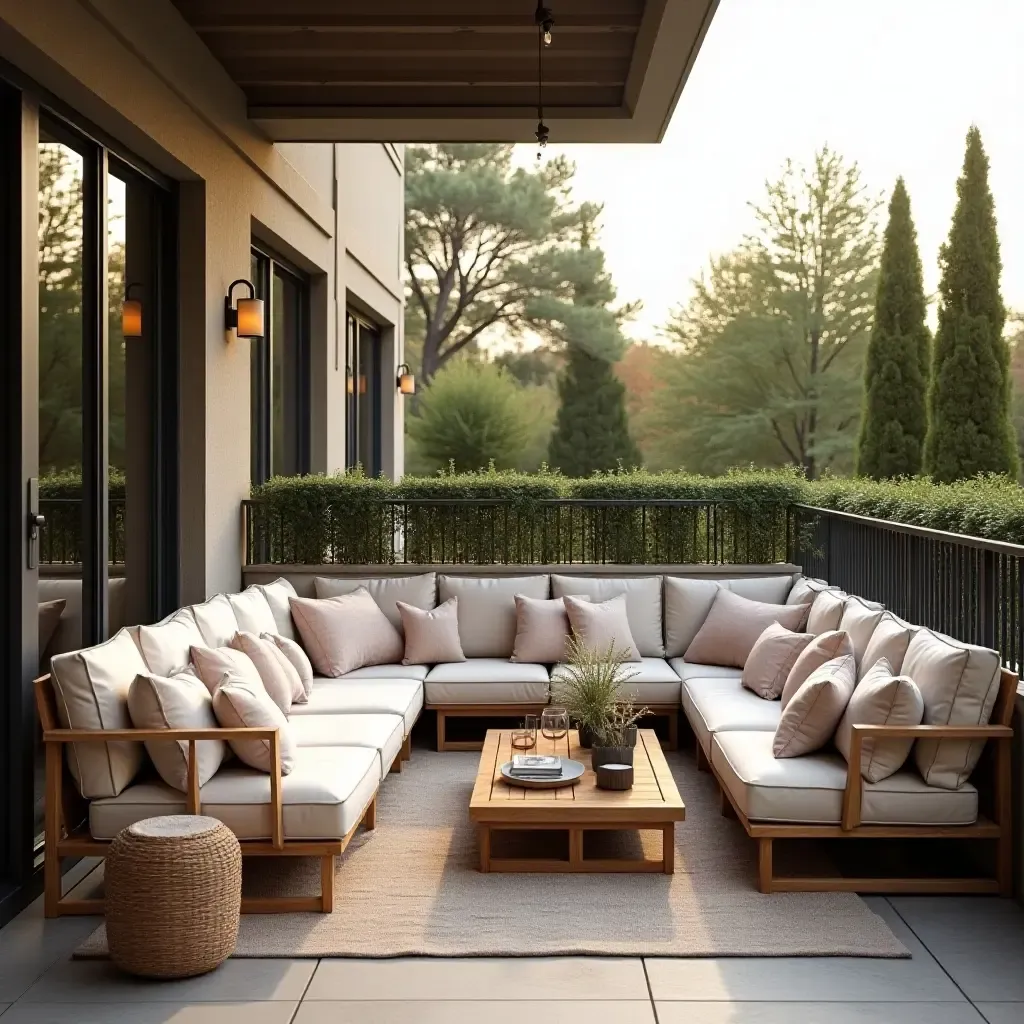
[346,312,382,476]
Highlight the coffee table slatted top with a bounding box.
[470,729,685,825]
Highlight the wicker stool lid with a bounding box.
[128,815,224,839]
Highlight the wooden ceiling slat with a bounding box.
[206,32,635,59]
[172,0,645,32]
[242,83,625,108]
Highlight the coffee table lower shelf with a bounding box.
[478,821,676,874]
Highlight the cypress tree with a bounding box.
[924,126,1018,481]
[548,348,640,476]
[856,178,930,478]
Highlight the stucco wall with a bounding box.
[0,0,406,598]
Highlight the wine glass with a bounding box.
[541,707,569,749]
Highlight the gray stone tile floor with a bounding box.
[1,863,1022,1024]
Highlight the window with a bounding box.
[250,246,309,484]
[346,312,382,475]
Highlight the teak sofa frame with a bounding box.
[431,702,680,753]
[703,666,1018,895]
[34,674,389,918]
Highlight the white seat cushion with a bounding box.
[288,713,404,779]
[288,679,423,735]
[681,678,782,754]
[341,663,429,682]
[669,658,743,683]
[711,731,978,826]
[551,657,681,704]
[90,745,380,841]
[425,659,549,705]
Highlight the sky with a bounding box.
[513,0,1024,345]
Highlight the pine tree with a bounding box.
[856,178,930,478]
[924,126,1018,481]
[542,206,640,476]
[549,348,640,476]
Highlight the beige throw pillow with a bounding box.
[511,594,587,664]
[903,628,1002,789]
[806,589,847,634]
[685,589,810,669]
[190,644,263,695]
[262,632,313,701]
[741,623,814,700]
[231,631,301,713]
[781,630,855,708]
[397,597,465,665]
[835,658,924,782]
[128,672,226,792]
[212,678,296,775]
[785,577,832,606]
[289,589,404,677]
[563,594,641,661]
[860,612,914,680]
[838,597,884,667]
[38,598,66,661]
[773,654,857,758]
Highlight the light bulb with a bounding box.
[543,28,552,45]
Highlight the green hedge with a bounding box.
[249,468,1024,565]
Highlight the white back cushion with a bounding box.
[551,575,664,657]
[438,575,549,658]
[137,608,205,676]
[904,628,1002,789]
[228,586,278,635]
[838,596,885,668]
[257,577,298,641]
[50,628,147,799]
[189,594,239,648]
[314,573,437,634]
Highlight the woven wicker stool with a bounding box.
[105,815,242,979]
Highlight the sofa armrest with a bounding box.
[841,723,1013,830]
[42,726,285,849]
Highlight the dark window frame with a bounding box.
[250,243,311,485]
[346,310,383,476]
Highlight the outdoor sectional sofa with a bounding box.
[35,567,1016,917]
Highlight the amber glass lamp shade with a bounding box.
[396,363,416,395]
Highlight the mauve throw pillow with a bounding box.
[773,654,857,758]
[230,631,301,715]
[190,644,264,695]
[262,632,313,701]
[685,589,810,669]
[289,589,404,677]
[212,677,295,775]
[511,594,588,664]
[835,657,924,782]
[397,597,465,665]
[563,594,641,662]
[741,622,814,700]
[780,630,855,708]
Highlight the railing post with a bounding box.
[979,547,996,651]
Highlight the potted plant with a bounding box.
[590,696,648,769]
[552,635,643,750]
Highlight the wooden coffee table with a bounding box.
[469,729,684,873]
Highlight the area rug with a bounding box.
[75,747,907,959]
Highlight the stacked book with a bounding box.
[509,754,563,779]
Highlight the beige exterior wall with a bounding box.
[0,0,405,601]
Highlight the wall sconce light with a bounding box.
[122,282,143,338]
[396,363,416,395]
[346,365,354,395]
[224,279,265,339]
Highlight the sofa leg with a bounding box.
[362,796,376,831]
[43,741,63,919]
[665,711,679,752]
[389,755,403,774]
[758,838,774,893]
[436,711,447,752]
[695,740,709,773]
[401,734,412,762]
[320,854,335,913]
[720,786,736,818]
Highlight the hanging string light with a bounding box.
[534,5,554,159]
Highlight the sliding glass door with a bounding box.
[1,82,178,918]
[346,312,383,475]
